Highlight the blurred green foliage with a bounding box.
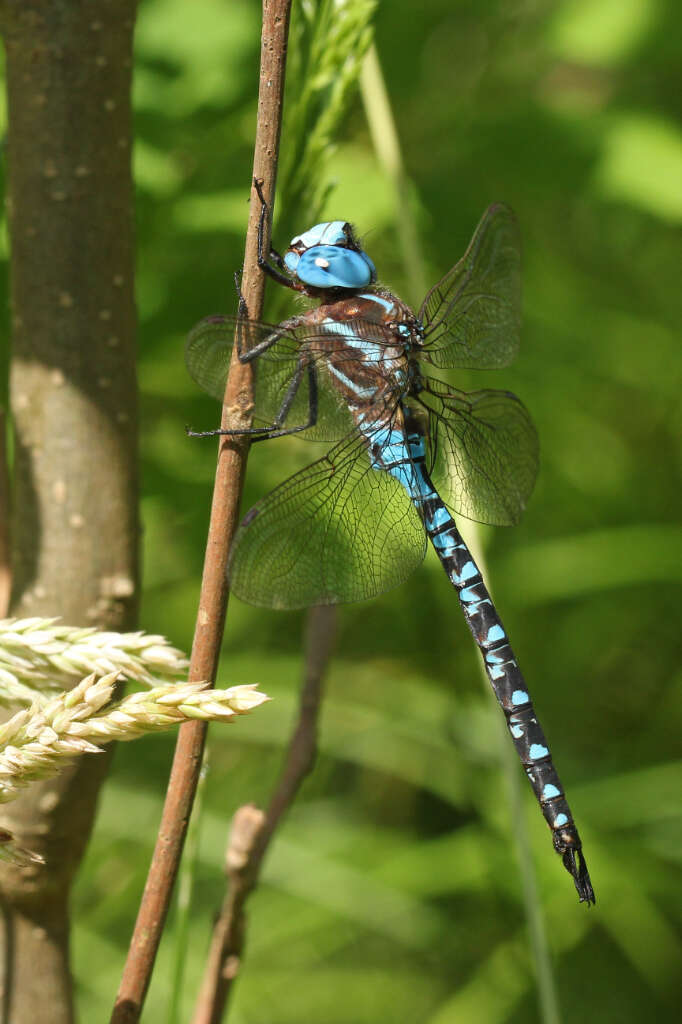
[3,0,682,1020]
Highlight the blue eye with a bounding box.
[290,221,348,248]
[359,251,376,281]
[296,245,374,288]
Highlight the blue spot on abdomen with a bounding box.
[453,561,478,584]
[425,505,451,531]
[486,624,505,645]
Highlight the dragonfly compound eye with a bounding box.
[289,221,350,249]
[284,221,377,289]
[292,244,375,289]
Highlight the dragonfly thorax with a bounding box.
[284,220,377,292]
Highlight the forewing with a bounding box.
[421,377,538,526]
[419,204,521,370]
[185,314,299,401]
[228,428,427,608]
[185,315,401,441]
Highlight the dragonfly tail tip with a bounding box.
[562,847,595,906]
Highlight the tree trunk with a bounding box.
[0,2,139,1021]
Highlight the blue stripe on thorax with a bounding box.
[357,292,395,313]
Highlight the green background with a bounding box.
[3,0,682,1020]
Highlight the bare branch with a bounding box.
[192,605,337,1024]
[110,3,293,1021]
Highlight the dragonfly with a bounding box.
[186,185,595,904]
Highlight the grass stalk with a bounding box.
[361,42,562,1024]
[360,43,428,301]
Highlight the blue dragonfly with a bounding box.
[186,187,595,904]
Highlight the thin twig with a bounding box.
[192,604,337,1024]
[110,4,293,1021]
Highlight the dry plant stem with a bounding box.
[110,3,293,1022]
[192,605,337,1024]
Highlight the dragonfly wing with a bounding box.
[185,314,300,411]
[185,315,398,441]
[419,204,521,370]
[420,377,539,526]
[228,428,427,608]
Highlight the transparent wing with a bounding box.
[228,428,427,609]
[419,377,538,526]
[185,315,403,442]
[419,204,521,370]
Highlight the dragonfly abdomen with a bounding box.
[367,411,594,903]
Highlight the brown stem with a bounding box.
[110,3,293,1022]
[192,605,337,1024]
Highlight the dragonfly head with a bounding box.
[284,221,377,291]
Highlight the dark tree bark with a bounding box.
[0,3,139,1021]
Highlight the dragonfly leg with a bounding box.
[270,357,317,427]
[244,359,318,442]
[236,327,287,363]
[186,420,315,442]
[253,177,305,292]
[186,357,318,442]
[234,313,310,364]
[233,270,249,320]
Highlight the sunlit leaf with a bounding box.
[594,114,682,222]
